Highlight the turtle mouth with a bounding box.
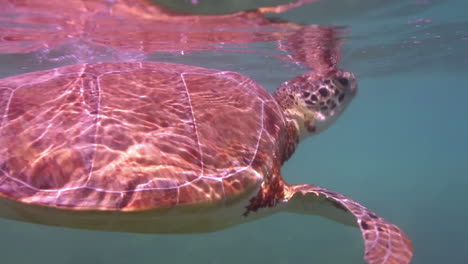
[298,70,357,135]
[337,71,358,97]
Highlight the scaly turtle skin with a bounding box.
[0,62,413,264]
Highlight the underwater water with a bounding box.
[0,0,467,263]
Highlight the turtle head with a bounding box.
[274,70,357,141]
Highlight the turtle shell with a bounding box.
[0,62,285,212]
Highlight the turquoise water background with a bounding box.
[1,0,468,263]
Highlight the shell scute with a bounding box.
[177,178,224,207]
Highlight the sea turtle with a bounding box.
[0,61,412,263]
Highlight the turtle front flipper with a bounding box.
[282,184,413,264]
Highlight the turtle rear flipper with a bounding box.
[283,184,413,264]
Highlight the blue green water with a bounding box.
[1,0,468,263]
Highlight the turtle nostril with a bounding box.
[337,77,349,87]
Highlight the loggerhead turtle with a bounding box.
[0,61,413,264]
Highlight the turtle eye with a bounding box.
[337,77,349,87]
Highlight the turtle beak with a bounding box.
[348,72,358,96]
[339,71,357,97]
